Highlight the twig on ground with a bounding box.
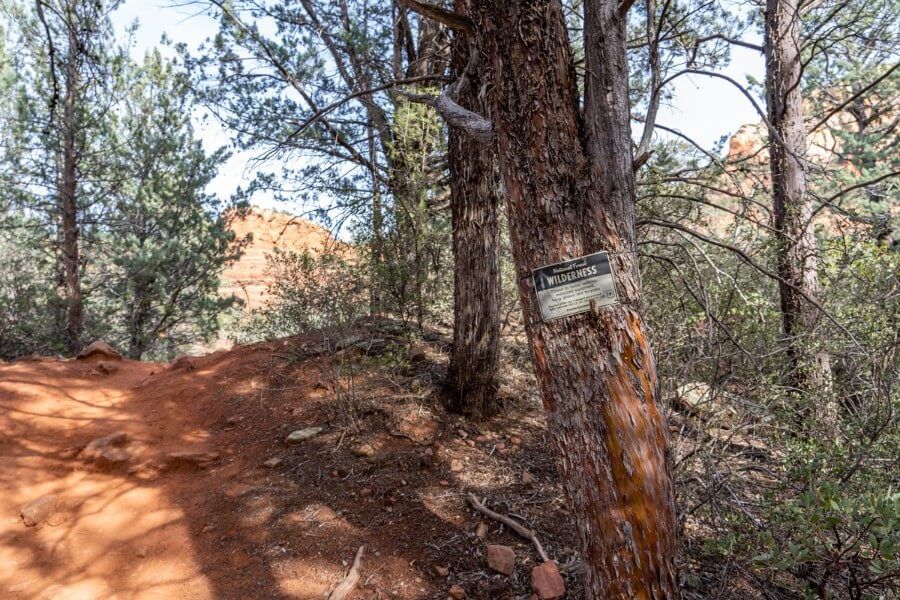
[467,493,550,562]
[328,545,365,600]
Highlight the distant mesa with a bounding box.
[221,208,345,311]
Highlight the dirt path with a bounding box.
[0,338,575,600]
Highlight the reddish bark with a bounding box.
[468,1,680,597]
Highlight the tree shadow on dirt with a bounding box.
[0,325,582,600]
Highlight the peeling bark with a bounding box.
[470,1,679,597]
[446,0,502,417]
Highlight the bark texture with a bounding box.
[471,1,679,597]
[61,15,83,354]
[765,0,834,403]
[445,0,502,417]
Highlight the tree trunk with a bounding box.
[368,122,383,317]
[445,0,502,417]
[765,0,834,413]
[471,1,680,597]
[61,15,82,355]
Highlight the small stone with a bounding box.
[439,480,450,487]
[474,434,490,443]
[21,495,58,527]
[448,584,466,599]
[433,564,449,577]
[509,435,522,446]
[286,427,323,444]
[474,521,487,539]
[82,432,131,470]
[83,432,128,458]
[465,439,475,447]
[76,341,122,361]
[360,487,373,497]
[522,471,534,485]
[486,544,516,576]
[531,561,566,600]
[226,416,243,427]
[354,443,376,458]
[94,447,132,470]
[263,457,283,468]
[449,459,463,473]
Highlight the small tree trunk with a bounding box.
[765,0,835,420]
[368,122,383,317]
[445,0,502,417]
[61,17,83,355]
[472,1,680,596]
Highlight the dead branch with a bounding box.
[467,493,550,562]
[328,545,365,600]
[397,0,474,34]
[398,38,494,143]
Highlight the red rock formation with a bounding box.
[221,208,344,311]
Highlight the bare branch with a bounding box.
[635,0,660,160]
[468,494,550,562]
[396,0,474,34]
[283,75,449,143]
[327,545,365,600]
[397,88,493,143]
[809,170,900,222]
[398,40,494,143]
[694,34,764,52]
[618,0,640,18]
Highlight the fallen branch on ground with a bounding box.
[328,545,365,600]
[467,493,550,562]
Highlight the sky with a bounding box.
[111,0,766,210]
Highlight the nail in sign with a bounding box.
[532,251,619,320]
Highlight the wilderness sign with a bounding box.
[532,251,619,320]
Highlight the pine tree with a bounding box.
[101,51,247,359]
[1,0,127,354]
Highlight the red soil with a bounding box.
[0,329,578,599]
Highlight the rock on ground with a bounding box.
[163,451,220,472]
[448,583,466,599]
[286,427,323,444]
[82,432,132,470]
[76,341,122,362]
[486,544,516,576]
[21,494,58,527]
[531,561,566,600]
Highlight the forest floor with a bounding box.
[0,319,762,600]
[0,321,591,600]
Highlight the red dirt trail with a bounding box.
[0,337,569,600]
[0,341,439,599]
